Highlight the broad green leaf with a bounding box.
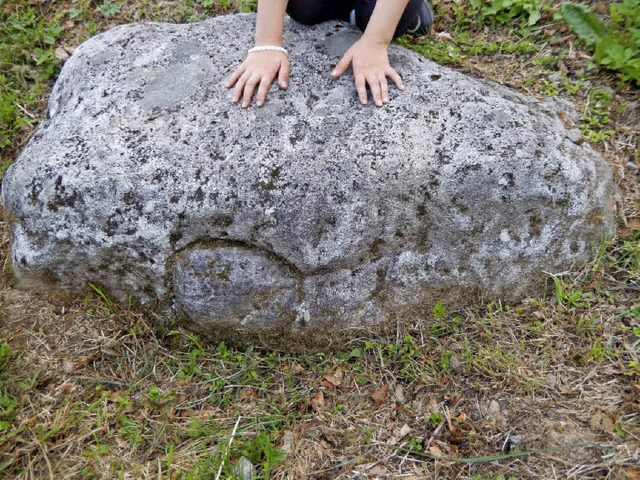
[619,58,640,83]
[528,8,542,26]
[560,3,608,46]
[595,38,631,66]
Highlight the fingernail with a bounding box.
[242,101,247,108]
[257,101,263,107]
[281,81,288,88]
[331,70,337,77]
[383,96,389,103]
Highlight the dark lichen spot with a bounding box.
[211,215,233,227]
[270,166,282,178]
[529,213,543,237]
[585,209,604,226]
[369,238,386,258]
[215,265,232,282]
[452,197,469,213]
[123,192,139,205]
[501,172,516,188]
[254,181,276,191]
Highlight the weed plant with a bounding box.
[560,1,640,84]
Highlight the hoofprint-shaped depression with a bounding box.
[2,14,615,344]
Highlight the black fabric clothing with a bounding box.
[286,0,423,37]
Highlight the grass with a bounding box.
[1,0,639,478]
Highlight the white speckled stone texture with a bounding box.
[1,14,615,345]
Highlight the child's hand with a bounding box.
[226,51,290,108]
[331,38,404,107]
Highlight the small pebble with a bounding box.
[487,399,501,416]
[234,456,257,480]
[567,128,583,144]
[55,47,70,61]
[548,73,563,84]
[62,360,75,373]
[449,354,463,372]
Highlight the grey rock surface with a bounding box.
[2,14,615,346]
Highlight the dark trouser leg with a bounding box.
[355,0,424,37]
[286,0,355,25]
[286,0,423,37]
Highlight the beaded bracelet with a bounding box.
[248,45,288,55]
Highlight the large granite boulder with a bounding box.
[2,14,615,347]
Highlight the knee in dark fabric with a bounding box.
[286,0,326,25]
[355,0,424,37]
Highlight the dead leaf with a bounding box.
[58,382,75,395]
[238,388,258,401]
[620,219,640,238]
[310,391,325,412]
[590,411,615,433]
[625,469,639,480]
[558,384,573,394]
[288,363,304,374]
[321,427,339,446]
[456,412,470,422]
[428,444,445,457]
[391,423,413,444]
[425,394,440,412]
[108,390,124,403]
[428,440,459,458]
[371,384,389,407]
[368,464,388,476]
[320,369,343,388]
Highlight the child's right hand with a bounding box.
[225,51,290,108]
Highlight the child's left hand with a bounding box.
[331,38,404,107]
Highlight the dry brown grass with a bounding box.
[1,0,639,478]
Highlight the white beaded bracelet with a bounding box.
[248,45,288,55]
